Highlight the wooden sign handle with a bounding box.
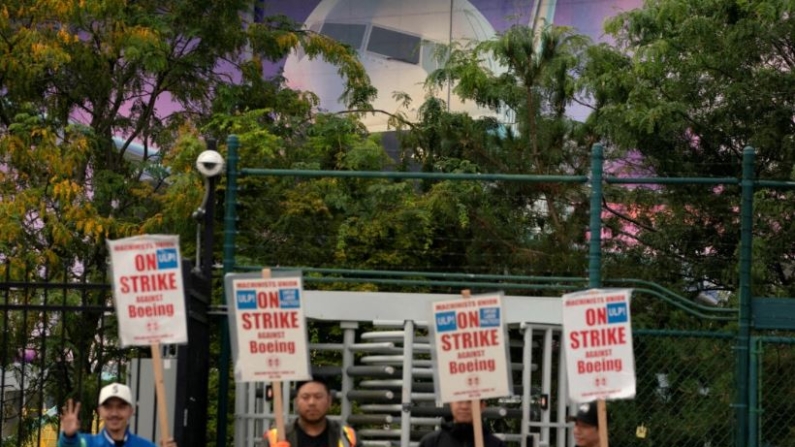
[461,289,484,447]
[150,342,171,445]
[598,399,609,447]
[261,268,286,440]
[273,381,285,440]
[471,401,485,447]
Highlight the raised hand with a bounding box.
[60,399,81,437]
[159,438,178,447]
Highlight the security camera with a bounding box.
[196,150,225,177]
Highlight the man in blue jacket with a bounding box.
[58,382,177,447]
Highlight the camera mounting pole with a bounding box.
[192,140,224,274]
[174,138,224,447]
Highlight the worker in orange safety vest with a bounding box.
[260,377,357,447]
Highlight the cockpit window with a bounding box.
[366,26,421,65]
[320,23,366,50]
[421,41,445,73]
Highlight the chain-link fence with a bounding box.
[757,337,795,447]
[607,331,736,447]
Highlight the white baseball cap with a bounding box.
[98,383,133,406]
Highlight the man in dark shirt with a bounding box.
[418,400,505,447]
[568,401,602,447]
[260,377,357,447]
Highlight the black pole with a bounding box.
[174,139,217,447]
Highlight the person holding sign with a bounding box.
[57,383,177,447]
[418,400,505,447]
[568,401,605,447]
[260,377,358,447]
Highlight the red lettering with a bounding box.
[449,359,496,374]
[134,253,157,272]
[569,327,626,349]
[249,340,296,354]
[456,311,479,329]
[257,291,280,308]
[585,308,607,326]
[439,329,499,351]
[576,358,623,373]
[127,303,174,318]
[119,273,177,293]
[241,311,299,330]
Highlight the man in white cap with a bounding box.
[58,382,177,447]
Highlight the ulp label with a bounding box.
[237,290,257,309]
[607,302,628,324]
[156,248,178,269]
[436,311,457,332]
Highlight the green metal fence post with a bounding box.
[218,134,240,447]
[749,337,761,447]
[737,146,755,447]
[589,143,604,288]
[222,137,239,281]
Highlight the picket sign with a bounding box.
[224,267,312,441]
[430,288,513,447]
[107,234,189,446]
[562,288,636,447]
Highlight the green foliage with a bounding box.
[382,24,596,277]
[223,25,602,286]
[1,3,375,447]
[583,0,795,299]
[0,0,376,278]
[577,7,795,445]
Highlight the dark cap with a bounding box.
[567,401,599,427]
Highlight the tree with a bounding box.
[0,1,374,442]
[582,2,795,446]
[583,0,795,298]
[0,0,374,279]
[216,23,602,283]
[379,24,596,277]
